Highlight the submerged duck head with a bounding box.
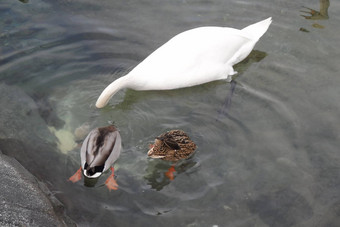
[147,130,197,162]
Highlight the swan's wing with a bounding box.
[226,38,257,66]
[228,17,272,66]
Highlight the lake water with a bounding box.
[1,0,340,226]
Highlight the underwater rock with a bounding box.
[48,126,77,154]
[31,92,65,130]
[0,83,57,145]
[0,83,75,224]
[0,83,72,174]
[74,122,90,142]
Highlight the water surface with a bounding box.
[1,0,340,226]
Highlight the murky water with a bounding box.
[1,0,340,226]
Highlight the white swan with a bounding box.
[96,17,272,108]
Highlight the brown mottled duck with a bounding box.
[147,130,197,180]
[148,130,197,161]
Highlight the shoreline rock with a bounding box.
[0,83,76,226]
[0,151,75,226]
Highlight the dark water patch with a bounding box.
[218,50,267,117]
[0,32,125,68]
[248,187,313,227]
[0,31,141,96]
[319,200,340,227]
[144,158,198,191]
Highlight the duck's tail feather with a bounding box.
[241,17,272,41]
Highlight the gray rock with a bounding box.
[0,83,75,226]
[0,152,74,226]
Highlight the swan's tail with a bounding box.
[241,17,272,41]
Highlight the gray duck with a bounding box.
[69,125,121,191]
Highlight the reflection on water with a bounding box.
[301,0,330,20]
[219,50,267,117]
[144,158,198,191]
[300,0,330,31]
[1,0,340,226]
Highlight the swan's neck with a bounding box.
[96,76,130,108]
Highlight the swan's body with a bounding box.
[148,130,197,162]
[96,17,272,108]
[69,125,122,190]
